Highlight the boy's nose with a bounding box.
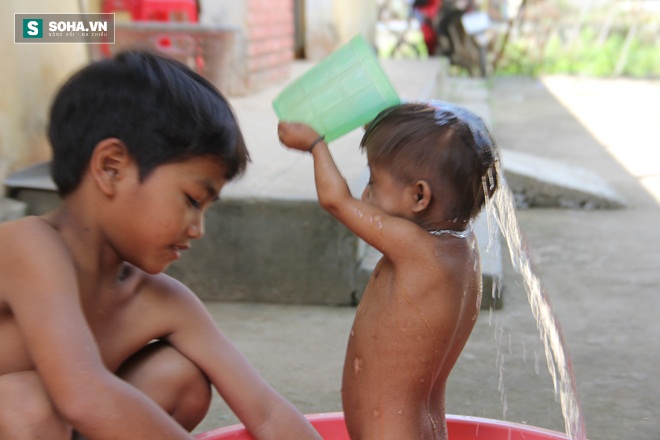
[188,216,205,239]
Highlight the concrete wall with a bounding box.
[200,0,381,65]
[305,0,378,60]
[0,0,89,176]
[167,199,361,305]
[200,0,294,95]
[243,0,294,93]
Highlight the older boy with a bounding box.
[0,50,321,440]
[278,101,499,440]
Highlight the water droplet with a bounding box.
[353,357,363,378]
[374,214,383,229]
[534,351,541,375]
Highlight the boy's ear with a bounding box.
[90,138,131,196]
[411,180,432,213]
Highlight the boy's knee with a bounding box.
[0,372,71,438]
[155,346,212,429]
[119,342,211,430]
[169,358,212,430]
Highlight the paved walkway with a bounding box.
[194,61,660,440]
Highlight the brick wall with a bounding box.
[239,0,294,94]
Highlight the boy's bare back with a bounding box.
[342,230,481,439]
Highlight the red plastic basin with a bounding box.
[195,412,569,440]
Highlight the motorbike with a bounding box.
[414,0,492,77]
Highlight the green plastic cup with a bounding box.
[273,35,401,142]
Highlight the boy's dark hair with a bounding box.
[48,50,249,197]
[360,101,499,223]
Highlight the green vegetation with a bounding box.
[491,2,660,78]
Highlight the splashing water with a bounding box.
[484,164,587,440]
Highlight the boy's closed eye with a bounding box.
[185,179,222,210]
[185,194,202,209]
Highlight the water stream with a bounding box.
[485,165,587,440]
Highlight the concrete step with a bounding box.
[502,149,626,209]
[169,198,362,305]
[3,160,60,215]
[0,197,27,223]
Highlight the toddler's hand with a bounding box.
[278,122,322,152]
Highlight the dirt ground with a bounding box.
[194,75,660,440]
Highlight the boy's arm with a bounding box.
[278,122,426,262]
[2,219,192,439]
[156,276,322,440]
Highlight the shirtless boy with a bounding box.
[278,101,499,440]
[0,50,321,440]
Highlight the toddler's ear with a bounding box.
[411,180,432,213]
[90,138,130,196]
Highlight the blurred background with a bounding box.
[2,2,659,439]
[1,0,658,179]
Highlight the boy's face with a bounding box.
[361,164,412,219]
[111,155,227,274]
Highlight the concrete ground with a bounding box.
[191,65,660,440]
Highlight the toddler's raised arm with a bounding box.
[277,122,425,262]
[278,122,353,213]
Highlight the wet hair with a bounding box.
[360,100,499,223]
[48,49,249,197]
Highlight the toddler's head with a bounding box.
[360,100,499,224]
